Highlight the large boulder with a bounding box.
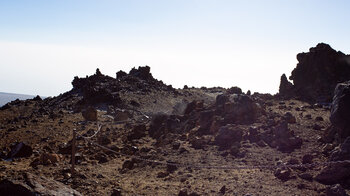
[214,124,243,150]
[330,137,350,161]
[0,180,34,196]
[316,137,350,186]
[216,94,261,124]
[148,114,183,140]
[315,161,350,186]
[260,121,302,152]
[82,107,98,121]
[330,81,350,140]
[7,142,33,159]
[0,173,82,196]
[197,110,215,135]
[325,184,348,196]
[273,121,302,152]
[148,114,169,139]
[279,43,350,103]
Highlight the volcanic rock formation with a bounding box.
[279,43,350,103]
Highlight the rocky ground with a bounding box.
[1,43,350,196]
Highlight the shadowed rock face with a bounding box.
[279,43,350,103]
[279,74,294,99]
[330,81,350,140]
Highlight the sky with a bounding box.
[0,0,350,96]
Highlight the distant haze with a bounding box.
[0,92,35,106]
[1,1,349,96]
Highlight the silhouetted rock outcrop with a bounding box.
[72,68,122,106]
[129,65,153,81]
[279,43,350,103]
[279,74,294,99]
[71,66,174,108]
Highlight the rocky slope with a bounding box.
[1,44,350,196]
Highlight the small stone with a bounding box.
[302,154,313,164]
[122,159,134,170]
[167,162,178,173]
[299,173,313,181]
[172,141,181,150]
[179,147,188,154]
[284,112,296,124]
[98,135,112,145]
[229,145,240,156]
[313,124,322,130]
[274,168,291,181]
[111,188,122,196]
[82,107,98,121]
[178,189,188,196]
[315,116,324,121]
[7,142,33,158]
[322,144,334,154]
[63,172,72,179]
[219,185,226,194]
[157,172,168,178]
[257,140,267,147]
[40,153,61,165]
[305,114,312,119]
[288,158,299,165]
[96,154,108,164]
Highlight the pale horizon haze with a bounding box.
[1,0,349,97]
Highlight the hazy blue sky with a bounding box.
[1,0,349,96]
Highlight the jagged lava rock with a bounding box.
[272,121,302,152]
[279,74,294,99]
[280,43,350,102]
[72,68,122,106]
[216,94,261,124]
[330,137,350,161]
[330,81,350,140]
[214,124,243,150]
[315,137,350,186]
